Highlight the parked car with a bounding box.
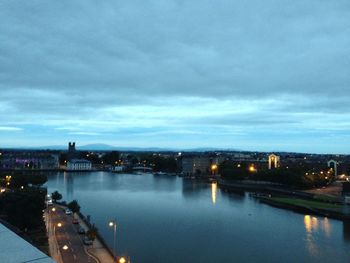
[83,236,93,245]
[72,218,79,224]
[65,209,72,215]
[47,199,53,206]
[77,226,85,234]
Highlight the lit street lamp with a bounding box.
[109,219,117,262]
[211,164,218,175]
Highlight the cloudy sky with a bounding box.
[0,0,350,153]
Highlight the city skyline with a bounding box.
[1,1,350,153]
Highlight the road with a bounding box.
[47,206,98,263]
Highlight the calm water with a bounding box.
[46,172,350,263]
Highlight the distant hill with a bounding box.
[4,143,239,152]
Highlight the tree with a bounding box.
[67,200,81,214]
[219,161,249,180]
[51,191,62,203]
[5,172,47,190]
[0,187,47,230]
[86,224,98,241]
[28,173,47,186]
[102,151,120,165]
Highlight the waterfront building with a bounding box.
[182,156,210,175]
[0,151,59,169]
[113,165,126,172]
[67,159,92,171]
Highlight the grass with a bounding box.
[269,197,343,210]
[313,194,340,203]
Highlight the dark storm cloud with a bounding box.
[0,0,350,152]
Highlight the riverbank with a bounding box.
[218,179,350,220]
[259,196,350,220]
[75,211,115,263]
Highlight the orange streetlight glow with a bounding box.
[249,165,256,172]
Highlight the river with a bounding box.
[45,172,350,263]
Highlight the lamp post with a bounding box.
[211,164,217,175]
[109,219,117,262]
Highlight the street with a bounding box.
[47,206,98,263]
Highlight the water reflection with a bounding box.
[182,180,208,198]
[343,220,350,243]
[211,182,217,204]
[304,215,319,257]
[63,172,74,200]
[322,217,331,237]
[45,172,350,263]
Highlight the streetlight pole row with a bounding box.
[109,219,117,262]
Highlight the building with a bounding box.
[0,223,55,263]
[328,159,339,176]
[67,159,92,171]
[268,154,280,169]
[0,151,59,169]
[182,156,211,175]
[67,142,78,160]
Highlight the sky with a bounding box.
[0,0,350,153]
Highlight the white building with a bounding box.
[67,159,92,171]
[268,154,280,169]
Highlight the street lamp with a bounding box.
[62,245,69,250]
[211,164,218,175]
[119,257,126,263]
[109,220,117,262]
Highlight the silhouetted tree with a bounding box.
[102,151,120,165]
[67,200,80,214]
[51,191,62,202]
[86,224,98,241]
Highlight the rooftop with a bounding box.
[0,223,55,263]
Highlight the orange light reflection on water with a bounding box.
[304,215,332,257]
[211,182,217,204]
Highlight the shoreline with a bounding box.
[218,179,350,221]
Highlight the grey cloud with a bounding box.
[0,0,350,152]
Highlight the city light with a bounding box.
[57,223,62,227]
[249,165,256,173]
[108,220,117,262]
[119,257,126,263]
[62,245,69,250]
[52,208,56,212]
